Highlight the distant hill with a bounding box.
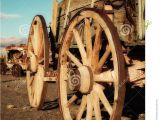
[0,37,27,56]
[0,37,27,47]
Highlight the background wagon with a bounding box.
[0,44,27,77]
[26,0,145,119]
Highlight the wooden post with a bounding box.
[91,0,95,8]
[51,0,59,38]
[137,0,145,40]
[104,5,113,21]
[142,0,145,39]
[63,0,71,29]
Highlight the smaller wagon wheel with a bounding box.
[26,15,49,109]
[58,8,126,120]
[12,64,23,77]
[0,63,7,75]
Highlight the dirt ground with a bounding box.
[0,73,145,120]
[1,74,61,120]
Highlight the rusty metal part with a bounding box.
[45,70,59,77]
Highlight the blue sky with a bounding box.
[0,0,62,49]
[0,0,52,38]
[0,0,54,38]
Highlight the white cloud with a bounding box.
[0,12,21,19]
[0,37,27,47]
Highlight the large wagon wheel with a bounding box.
[27,15,49,109]
[58,8,126,120]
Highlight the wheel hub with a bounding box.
[69,66,93,94]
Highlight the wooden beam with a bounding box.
[43,77,57,82]
[51,0,59,37]
[63,0,71,28]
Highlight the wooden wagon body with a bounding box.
[26,0,145,119]
[52,0,145,45]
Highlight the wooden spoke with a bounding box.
[29,50,36,58]
[28,37,33,52]
[94,84,113,115]
[32,24,40,56]
[73,28,88,65]
[86,94,93,120]
[91,91,102,120]
[31,88,34,98]
[30,78,35,97]
[92,23,102,71]
[33,23,44,59]
[29,76,34,86]
[66,50,82,67]
[31,75,37,107]
[29,49,38,73]
[84,18,92,64]
[67,94,78,107]
[76,95,87,120]
[32,87,36,105]
[94,70,115,82]
[97,45,111,70]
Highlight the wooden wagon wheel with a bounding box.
[26,15,49,109]
[58,8,126,120]
[12,64,23,77]
[0,63,7,75]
